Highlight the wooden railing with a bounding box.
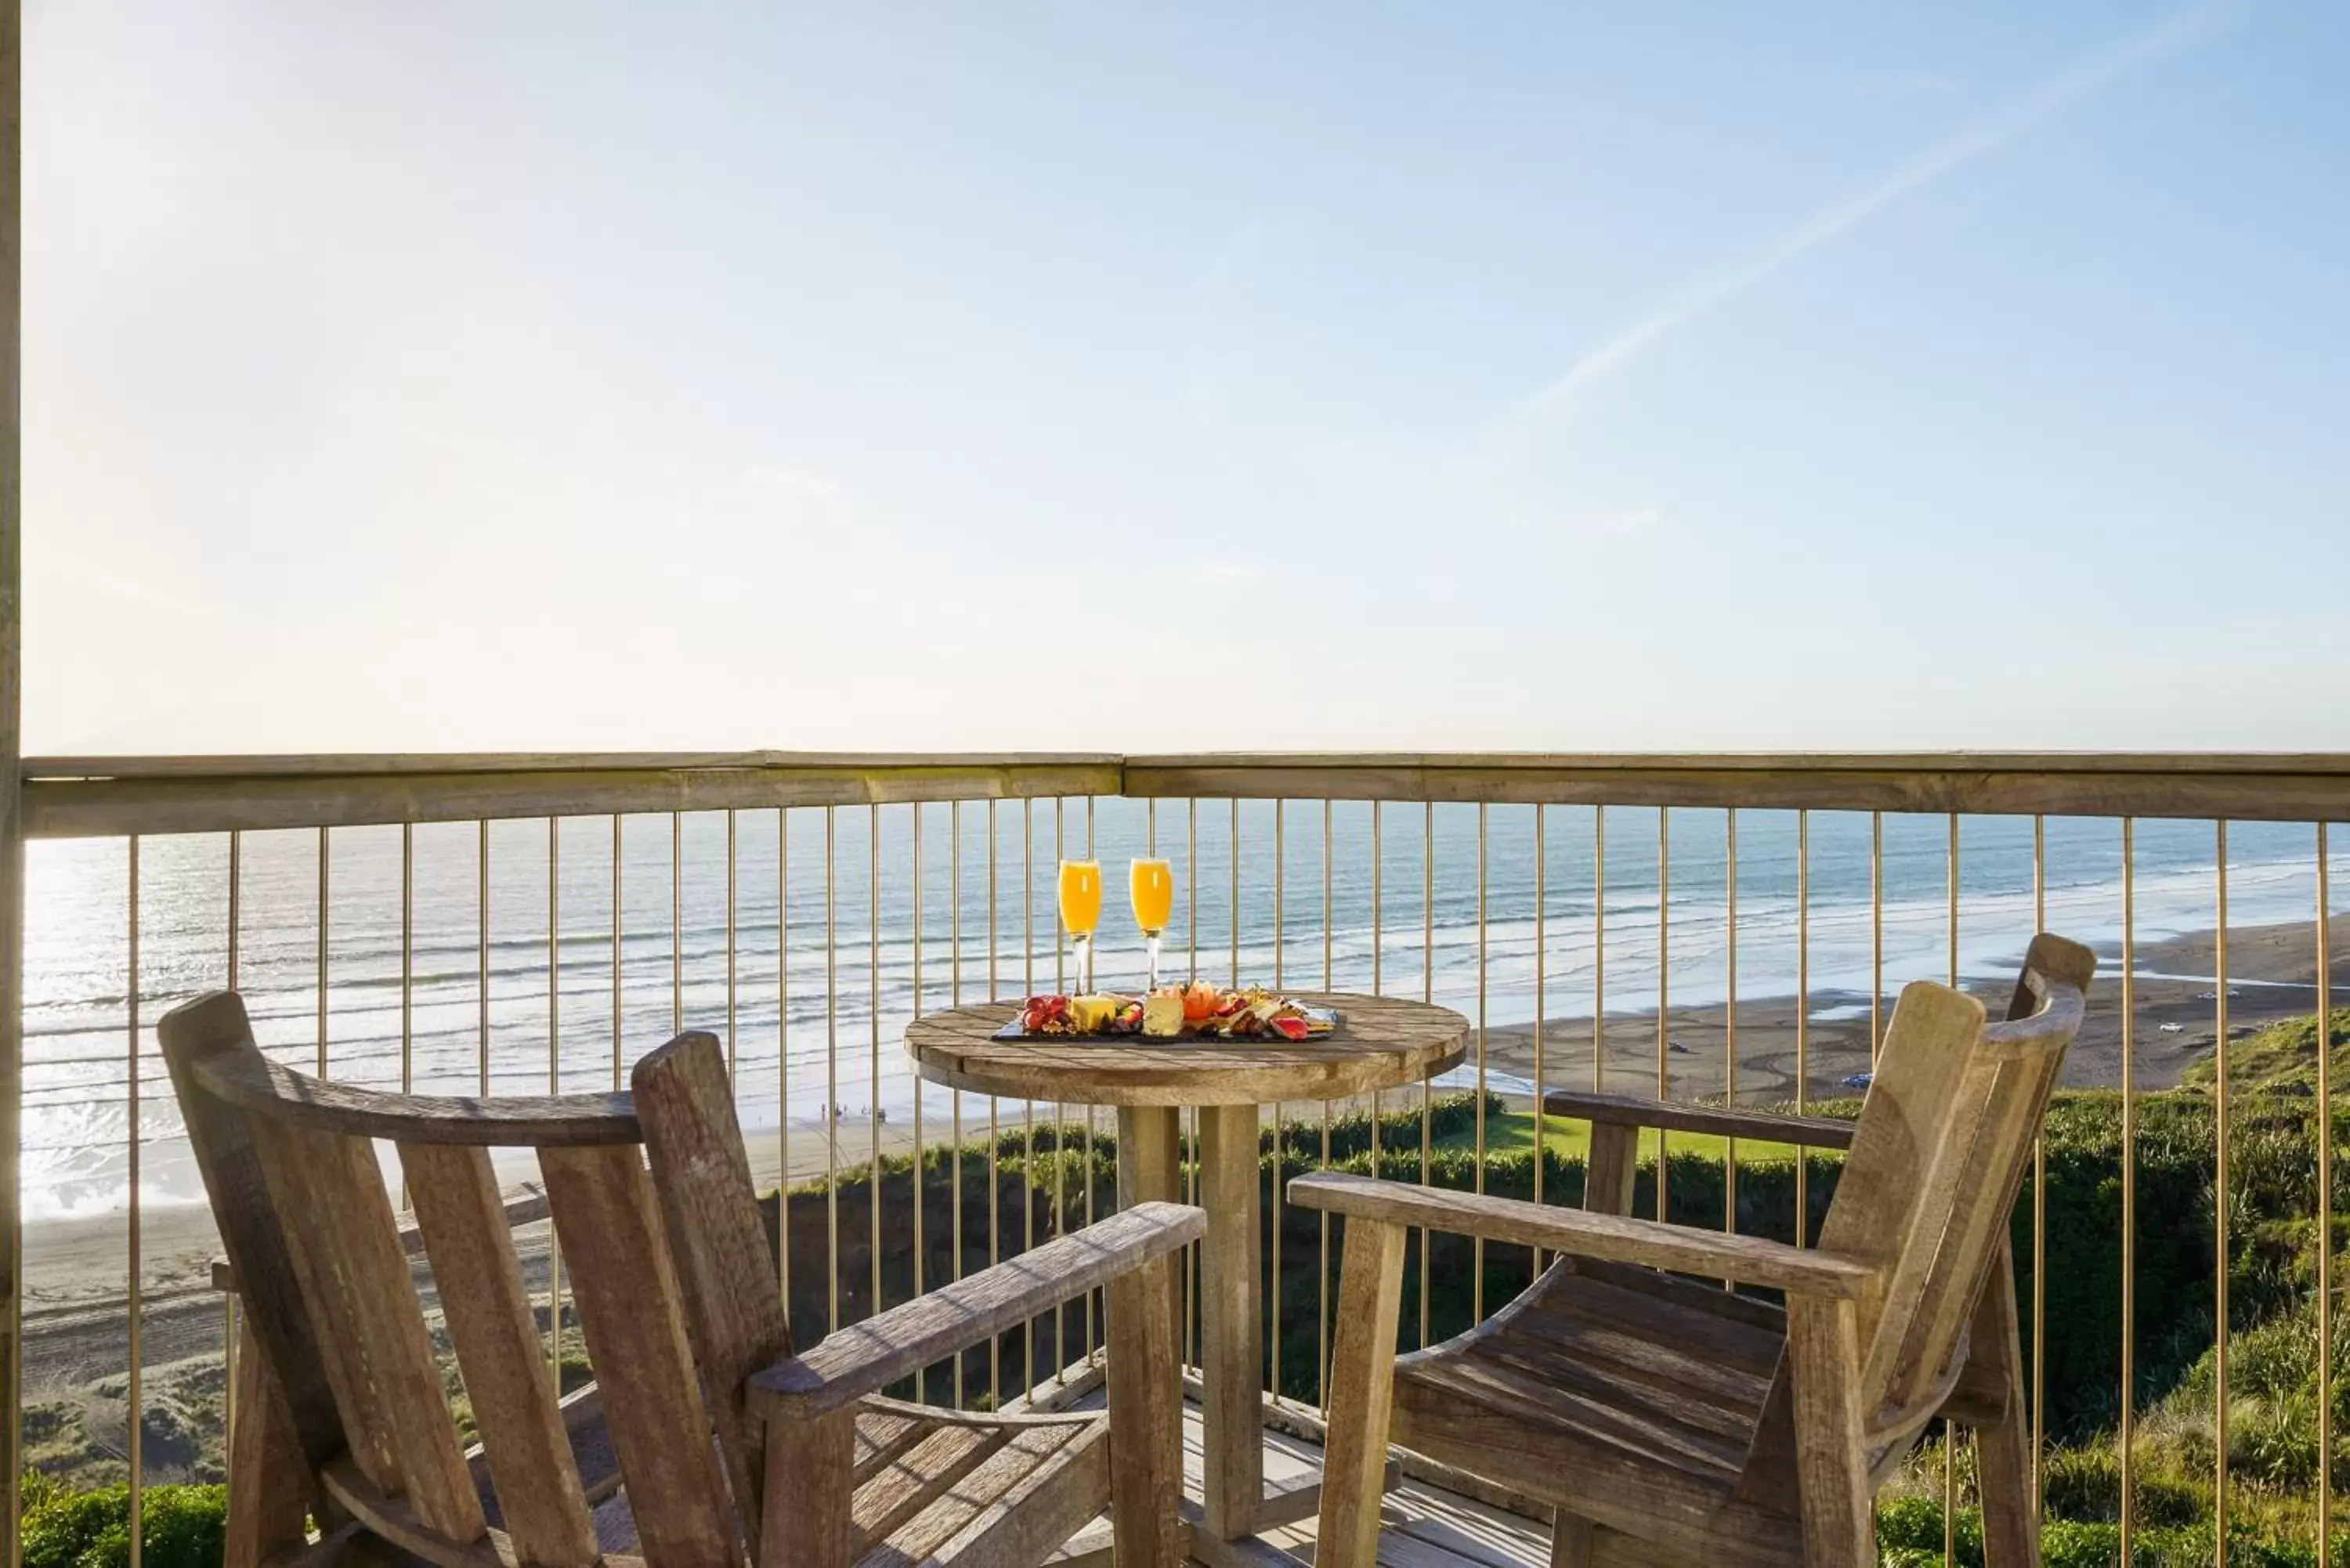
[6,751,2348,1566]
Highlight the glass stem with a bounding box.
[1075,933,1093,995]
[1146,932,1162,992]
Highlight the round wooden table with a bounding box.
[906,993,1468,1544]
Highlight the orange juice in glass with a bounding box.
[1058,859,1101,993]
[1130,858,1173,989]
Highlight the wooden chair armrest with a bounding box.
[211,1183,552,1295]
[750,1201,1205,1420]
[1289,1173,1874,1299]
[1540,1088,1856,1151]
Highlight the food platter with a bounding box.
[992,981,1340,1042]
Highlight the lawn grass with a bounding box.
[1432,1107,1819,1166]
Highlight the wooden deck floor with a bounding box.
[1050,1393,1556,1568]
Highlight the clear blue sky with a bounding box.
[24,2,2350,753]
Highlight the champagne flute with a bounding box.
[1130,857,1173,991]
[1058,858,1101,994]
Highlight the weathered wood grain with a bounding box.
[1197,1104,1264,1541]
[632,1031,795,1560]
[753,1203,1202,1419]
[540,1143,738,1568]
[24,757,1122,838]
[222,1319,309,1568]
[1115,1105,1182,1337]
[1103,1240,1181,1568]
[766,1408,855,1568]
[1542,1091,1856,1154]
[170,991,1179,1568]
[1308,943,2092,1568]
[906,994,1466,1108]
[1972,1244,2037,1567]
[1118,753,2350,824]
[251,1116,482,1537]
[1292,1175,1874,1297]
[399,1143,595,1568]
[158,995,349,1471]
[1581,1123,1641,1218]
[1785,1299,1872,1567]
[1314,1216,1406,1568]
[191,1043,638,1146]
[916,1422,1108,1568]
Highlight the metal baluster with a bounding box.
[790,818,799,1335]
[672,812,683,1034]
[951,800,966,1404]
[2121,819,2137,1562]
[613,816,624,1089]
[1420,801,1434,1346]
[1533,805,1546,1228]
[2030,815,2047,1506]
[912,802,926,1404]
[1656,808,1668,1222]
[2214,822,2231,1557]
[1594,807,1605,1096]
[403,825,414,1097]
[1086,796,1100,1368]
[1870,813,1883,1066]
[1272,799,1285,1402]
[127,838,143,1568]
[1052,799,1067,1382]
[548,819,562,1374]
[1371,800,1383,1171]
[727,811,738,1079]
[1187,799,1200,1370]
[479,822,490,1097]
[1794,811,1808,1248]
[1473,802,1488,1321]
[1022,799,1036,1396]
[222,832,241,1442]
[870,807,884,1334]
[1724,809,1737,1252]
[1319,799,1333,1403]
[2317,823,2333,1568]
[1943,811,1958,1563]
[826,806,839,1334]
[317,826,330,1075]
[987,799,1001,1407]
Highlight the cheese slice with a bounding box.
[1142,991,1184,1038]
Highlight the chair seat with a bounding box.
[1390,1259,1804,1562]
[472,1388,1111,1568]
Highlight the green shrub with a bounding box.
[2041,1519,2123,1567]
[1873,1494,1983,1565]
[20,1483,226,1568]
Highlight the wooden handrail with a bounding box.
[19,750,2350,837]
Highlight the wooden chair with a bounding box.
[161,992,1199,1568]
[1294,933,2094,1568]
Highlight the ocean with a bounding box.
[20,801,2344,1224]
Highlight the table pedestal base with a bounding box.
[1119,1103,1268,1542]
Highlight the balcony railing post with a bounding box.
[0,1,21,1553]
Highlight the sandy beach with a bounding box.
[23,914,2345,1479]
[1481,919,2349,1107]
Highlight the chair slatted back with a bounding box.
[1817,934,2092,1431]
[160,992,757,1568]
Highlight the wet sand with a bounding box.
[1481,919,2349,1107]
